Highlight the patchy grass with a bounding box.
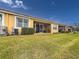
[0,33,79,59]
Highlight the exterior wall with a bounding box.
[1,11,59,34]
[4,13,59,34]
[51,24,58,33]
[14,16,30,34]
[28,19,34,28]
[4,13,15,34]
[5,15,34,34]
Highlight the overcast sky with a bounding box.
[0,0,79,25]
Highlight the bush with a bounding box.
[59,30,65,33]
[21,28,35,35]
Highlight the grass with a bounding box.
[0,33,79,59]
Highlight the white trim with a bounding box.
[14,16,21,29]
[0,13,5,26]
[14,16,17,28]
[23,18,29,28]
[28,19,31,28]
[22,19,24,27]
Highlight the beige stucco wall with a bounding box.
[51,24,58,33]
[4,13,15,34]
[28,19,34,28]
[3,12,59,34]
[16,18,34,34]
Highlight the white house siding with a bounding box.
[51,24,58,33]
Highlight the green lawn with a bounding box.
[0,33,79,59]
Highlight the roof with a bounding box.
[58,24,65,26]
[28,16,59,24]
[0,8,28,17]
[0,8,60,25]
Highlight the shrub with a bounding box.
[21,28,35,35]
[59,30,65,33]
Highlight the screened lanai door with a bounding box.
[0,14,2,26]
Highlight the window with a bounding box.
[16,17,23,27]
[24,19,28,27]
[0,14,2,26]
[16,17,28,28]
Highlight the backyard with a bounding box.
[0,33,79,59]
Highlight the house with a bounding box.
[0,9,59,35]
[58,24,72,33]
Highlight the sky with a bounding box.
[0,0,79,25]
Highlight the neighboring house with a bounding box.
[58,24,72,33]
[0,9,59,35]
